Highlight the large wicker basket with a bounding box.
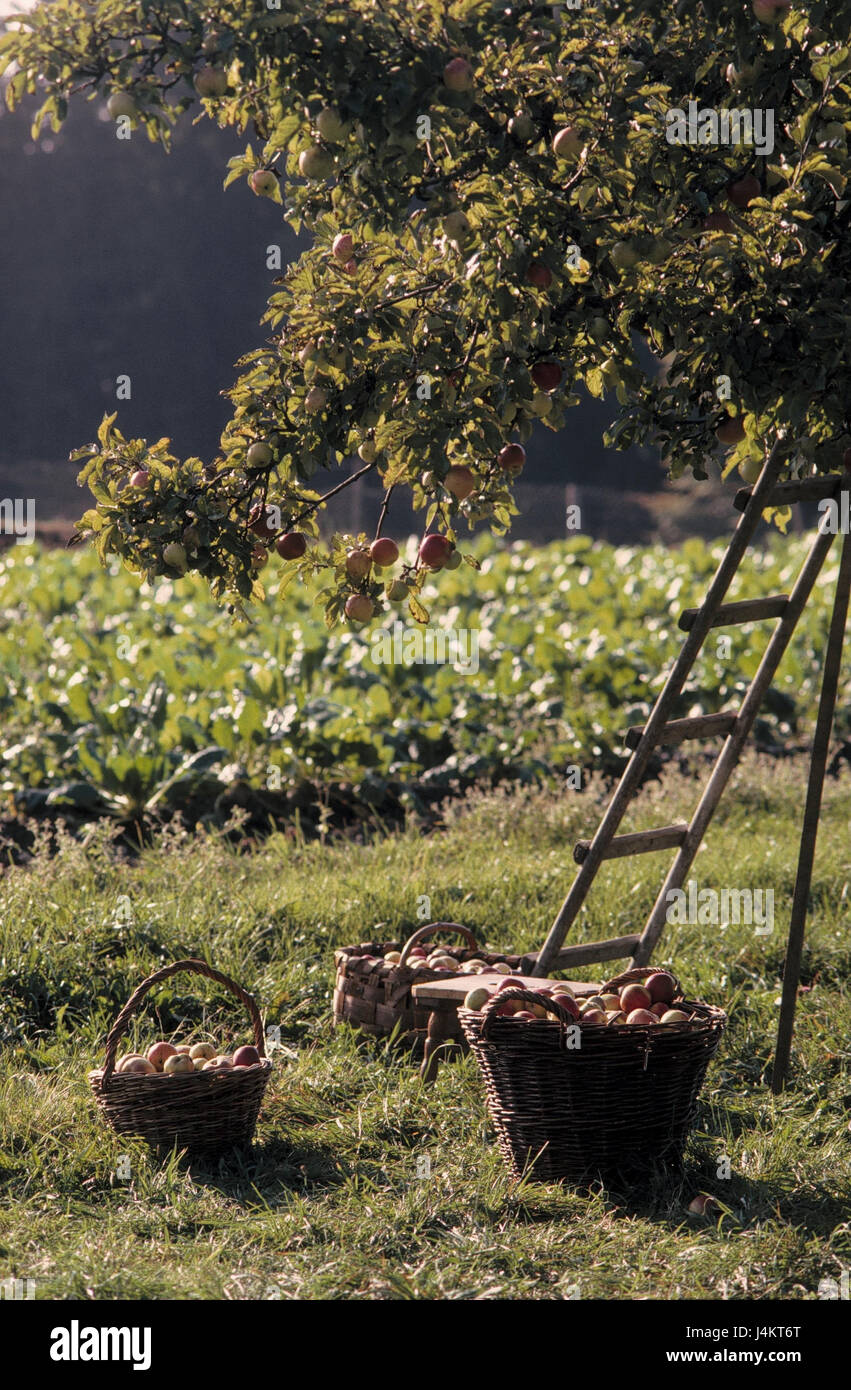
[459,966,727,1184]
[89,959,272,1156]
[333,922,527,1055]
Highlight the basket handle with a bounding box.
[398,922,478,967]
[479,988,576,1041]
[100,958,266,1085]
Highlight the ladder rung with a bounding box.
[679,595,788,631]
[523,935,640,971]
[623,711,737,751]
[573,824,687,865]
[734,474,845,513]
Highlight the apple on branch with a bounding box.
[107,92,138,121]
[531,361,562,393]
[443,57,474,92]
[246,441,273,468]
[418,533,454,570]
[370,537,399,567]
[129,468,149,489]
[345,593,374,622]
[526,260,553,288]
[444,465,475,500]
[345,548,371,580]
[552,125,582,160]
[497,442,525,475]
[194,66,228,97]
[275,532,307,560]
[249,169,277,198]
[316,107,348,143]
[332,232,354,262]
[716,416,747,446]
[298,145,334,180]
[727,174,760,207]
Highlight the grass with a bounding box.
[0,752,849,1300]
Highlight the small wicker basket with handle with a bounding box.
[89,958,272,1156]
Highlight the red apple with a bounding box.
[580,1007,607,1025]
[650,1002,669,1019]
[345,548,371,580]
[418,533,454,570]
[444,465,475,500]
[369,537,399,567]
[703,211,736,233]
[531,361,562,393]
[332,232,354,262]
[497,443,526,475]
[753,0,791,24]
[232,1045,261,1067]
[443,57,473,92]
[626,1008,658,1025]
[305,386,328,414]
[619,983,652,1013]
[645,972,677,1005]
[526,260,553,289]
[727,174,760,207]
[120,1056,156,1075]
[203,1056,233,1071]
[495,978,526,992]
[248,504,277,540]
[716,416,747,446]
[129,469,149,490]
[146,1041,177,1072]
[275,532,307,560]
[249,169,277,198]
[513,1010,537,1021]
[551,992,581,1021]
[345,593,374,622]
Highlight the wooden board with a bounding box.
[412,973,599,1003]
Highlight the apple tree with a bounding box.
[3,0,850,623]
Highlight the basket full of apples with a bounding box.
[88,959,272,1156]
[458,966,727,1184]
[333,922,527,1056]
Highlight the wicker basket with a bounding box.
[89,959,272,1157]
[459,966,727,1184]
[333,922,527,1055]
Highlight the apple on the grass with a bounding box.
[443,57,474,92]
[552,125,582,159]
[276,532,307,560]
[531,361,562,393]
[444,465,475,501]
[497,443,525,475]
[129,469,149,490]
[194,66,228,97]
[249,169,277,198]
[345,593,374,622]
[107,92,137,120]
[418,533,454,570]
[716,416,747,446]
[233,1045,261,1068]
[369,537,399,567]
[619,983,652,1014]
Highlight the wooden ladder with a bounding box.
[526,441,851,1088]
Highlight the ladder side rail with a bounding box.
[533,441,788,976]
[632,515,837,966]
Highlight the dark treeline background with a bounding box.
[0,89,734,545]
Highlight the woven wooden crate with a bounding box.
[333,922,526,1056]
[89,959,272,1157]
[459,966,727,1183]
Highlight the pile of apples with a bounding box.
[115,1040,263,1076]
[463,971,692,1025]
[377,947,509,975]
